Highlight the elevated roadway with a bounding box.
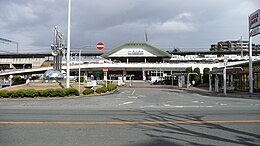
[0,61,248,77]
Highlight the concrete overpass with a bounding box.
[0,61,248,77]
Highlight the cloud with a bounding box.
[0,0,260,53]
[152,12,197,33]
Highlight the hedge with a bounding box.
[0,88,79,98]
[83,88,94,95]
[106,84,117,91]
[0,90,9,97]
[96,87,107,94]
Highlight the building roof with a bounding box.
[229,60,260,67]
[101,42,171,58]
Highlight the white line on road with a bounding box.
[128,96,138,99]
[220,103,227,106]
[119,101,134,105]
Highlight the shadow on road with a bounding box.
[113,110,260,146]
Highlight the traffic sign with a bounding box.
[103,68,108,72]
[96,42,104,50]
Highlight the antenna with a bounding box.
[144,29,148,42]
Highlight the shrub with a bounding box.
[12,75,21,82]
[8,91,19,98]
[47,89,57,97]
[106,84,117,91]
[38,90,50,97]
[0,90,9,98]
[16,89,26,98]
[24,89,37,98]
[55,89,66,97]
[76,76,85,82]
[83,88,94,95]
[0,88,80,98]
[96,87,107,94]
[65,88,80,96]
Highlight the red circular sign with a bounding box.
[96,42,104,50]
[103,68,108,72]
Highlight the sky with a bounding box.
[0,0,259,53]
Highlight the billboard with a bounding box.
[250,26,260,37]
[249,9,260,29]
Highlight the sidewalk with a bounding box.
[123,80,260,99]
[184,86,260,99]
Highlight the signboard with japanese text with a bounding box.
[249,9,260,29]
[250,26,260,36]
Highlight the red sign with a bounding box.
[103,68,108,72]
[96,42,104,50]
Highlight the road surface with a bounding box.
[0,87,260,146]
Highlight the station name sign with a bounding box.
[109,74,134,77]
[249,9,260,29]
[128,49,144,55]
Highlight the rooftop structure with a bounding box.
[210,40,260,52]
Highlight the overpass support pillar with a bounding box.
[142,70,146,80]
[123,69,127,82]
[209,74,212,91]
[215,75,219,92]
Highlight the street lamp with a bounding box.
[78,49,82,93]
[66,0,71,88]
[223,57,227,95]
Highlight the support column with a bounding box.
[187,74,190,88]
[209,74,212,91]
[123,69,127,82]
[230,74,234,87]
[84,70,88,82]
[103,71,107,81]
[142,70,146,80]
[215,75,219,92]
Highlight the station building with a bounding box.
[1,41,260,92]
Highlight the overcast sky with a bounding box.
[0,0,259,53]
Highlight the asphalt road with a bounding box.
[0,87,260,146]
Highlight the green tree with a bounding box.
[193,67,201,86]
[186,67,193,82]
[203,68,210,83]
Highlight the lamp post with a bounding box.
[78,49,82,93]
[223,57,228,95]
[66,0,71,88]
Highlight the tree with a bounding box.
[193,67,201,86]
[186,67,192,82]
[203,68,210,83]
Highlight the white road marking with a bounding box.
[220,103,227,106]
[175,106,184,108]
[119,101,133,105]
[140,105,155,108]
[128,96,137,99]
[140,105,215,108]
[193,101,199,103]
[163,104,171,107]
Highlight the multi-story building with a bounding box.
[210,40,259,51]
